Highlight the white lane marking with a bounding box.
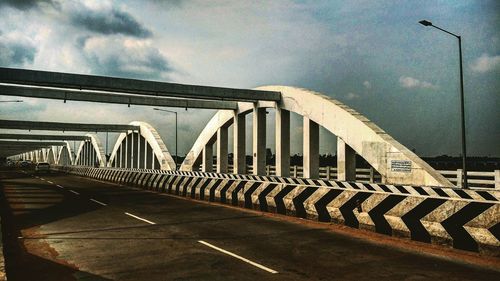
[56,185,64,188]
[198,240,278,274]
[40,178,45,180]
[69,190,80,195]
[90,199,107,206]
[124,212,156,225]
[47,181,53,184]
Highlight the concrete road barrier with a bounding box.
[54,166,500,257]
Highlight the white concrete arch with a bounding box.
[181,85,452,187]
[57,141,73,166]
[74,134,106,167]
[108,121,176,170]
[46,147,57,164]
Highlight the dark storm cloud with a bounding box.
[0,40,36,66]
[0,0,57,10]
[82,38,173,80]
[71,8,152,38]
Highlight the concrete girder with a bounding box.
[181,86,453,187]
[0,133,90,141]
[0,67,280,102]
[0,84,238,110]
[108,121,176,170]
[0,119,138,132]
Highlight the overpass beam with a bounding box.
[275,107,290,177]
[217,126,228,173]
[233,112,246,174]
[252,104,266,175]
[202,143,213,172]
[303,117,319,179]
[337,137,356,181]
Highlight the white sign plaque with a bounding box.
[391,160,412,172]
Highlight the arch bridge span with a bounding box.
[180,85,452,187]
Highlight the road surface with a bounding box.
[0,169,499,280]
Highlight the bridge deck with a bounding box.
[0,169,498,280]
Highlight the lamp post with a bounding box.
[419,19,468,188]
[153,108,178,170]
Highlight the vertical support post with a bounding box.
[303,117,319,179]
[293,165,297,178]
[326,166,331,180]
[137,131,141,169]
[337,137,356,181]
[456,169,463,188]
[275,107,290,177]
[203,143,213,172]
[233,112,246,174]
[131,131,135,168]
[252,104,266,175]
[125,132,129,168]
[143,138,148,169]
[370,167,375,183]
[217,126,228,173]
[495,170,500,189]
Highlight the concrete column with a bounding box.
[275,107,290,177]
[126,133,131,168]
[131,132,135,168]
[456,169,463,188]
[303,117,319,179]
[203,143,213,172]
[146,144,153,169]
[136,133,141,168]
[121,143,126,168]
[217,126,228,173]
[337,137,356,181]
[132,132,138,169]
[151,145,155,169]
[252,104,266,175]
[139,136,145,169]
[233,112,246,174]
[143,138,148,168]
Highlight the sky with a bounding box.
[0,0,499,158]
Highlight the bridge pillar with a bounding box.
[337,137,356,181]
[139,135,146,169]
[202,142,213,172]
[146,144,153,169]
[217,126,228,173]
[275,107,290,177]
[233,112,246,174]
[253,104,266,175]
[131,132,136,168]
[303,117,319,179]
[126,132,131,168]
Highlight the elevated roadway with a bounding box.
[0,169,498,280]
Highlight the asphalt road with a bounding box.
[0,169,499,281]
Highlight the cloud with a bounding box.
[70,7,152,38]
[346,92,359,100]
[470,53,500,73]
[0,0,56,10]
[81,37,173,80]
[0,32,37,66]
[363,80,371,89]
[399,76,438,90]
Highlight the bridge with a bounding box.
[0,68,498,280]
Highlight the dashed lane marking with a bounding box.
[124,212,156,225]
[47,181,53,184]
[56,185,64,188]
[90,199,107,206]
[69,190,80,195]
[198,240,278,274]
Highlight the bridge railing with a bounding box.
[206,164,498,189]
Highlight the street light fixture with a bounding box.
[153,108,178,170]
[419,19,468,188]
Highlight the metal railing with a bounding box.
[207,164,499,189]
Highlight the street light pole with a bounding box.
[153,108,178,170]
[419,20,468,188]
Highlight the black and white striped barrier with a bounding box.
[54,166,500,257]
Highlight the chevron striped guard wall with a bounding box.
[55,167,500,257]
